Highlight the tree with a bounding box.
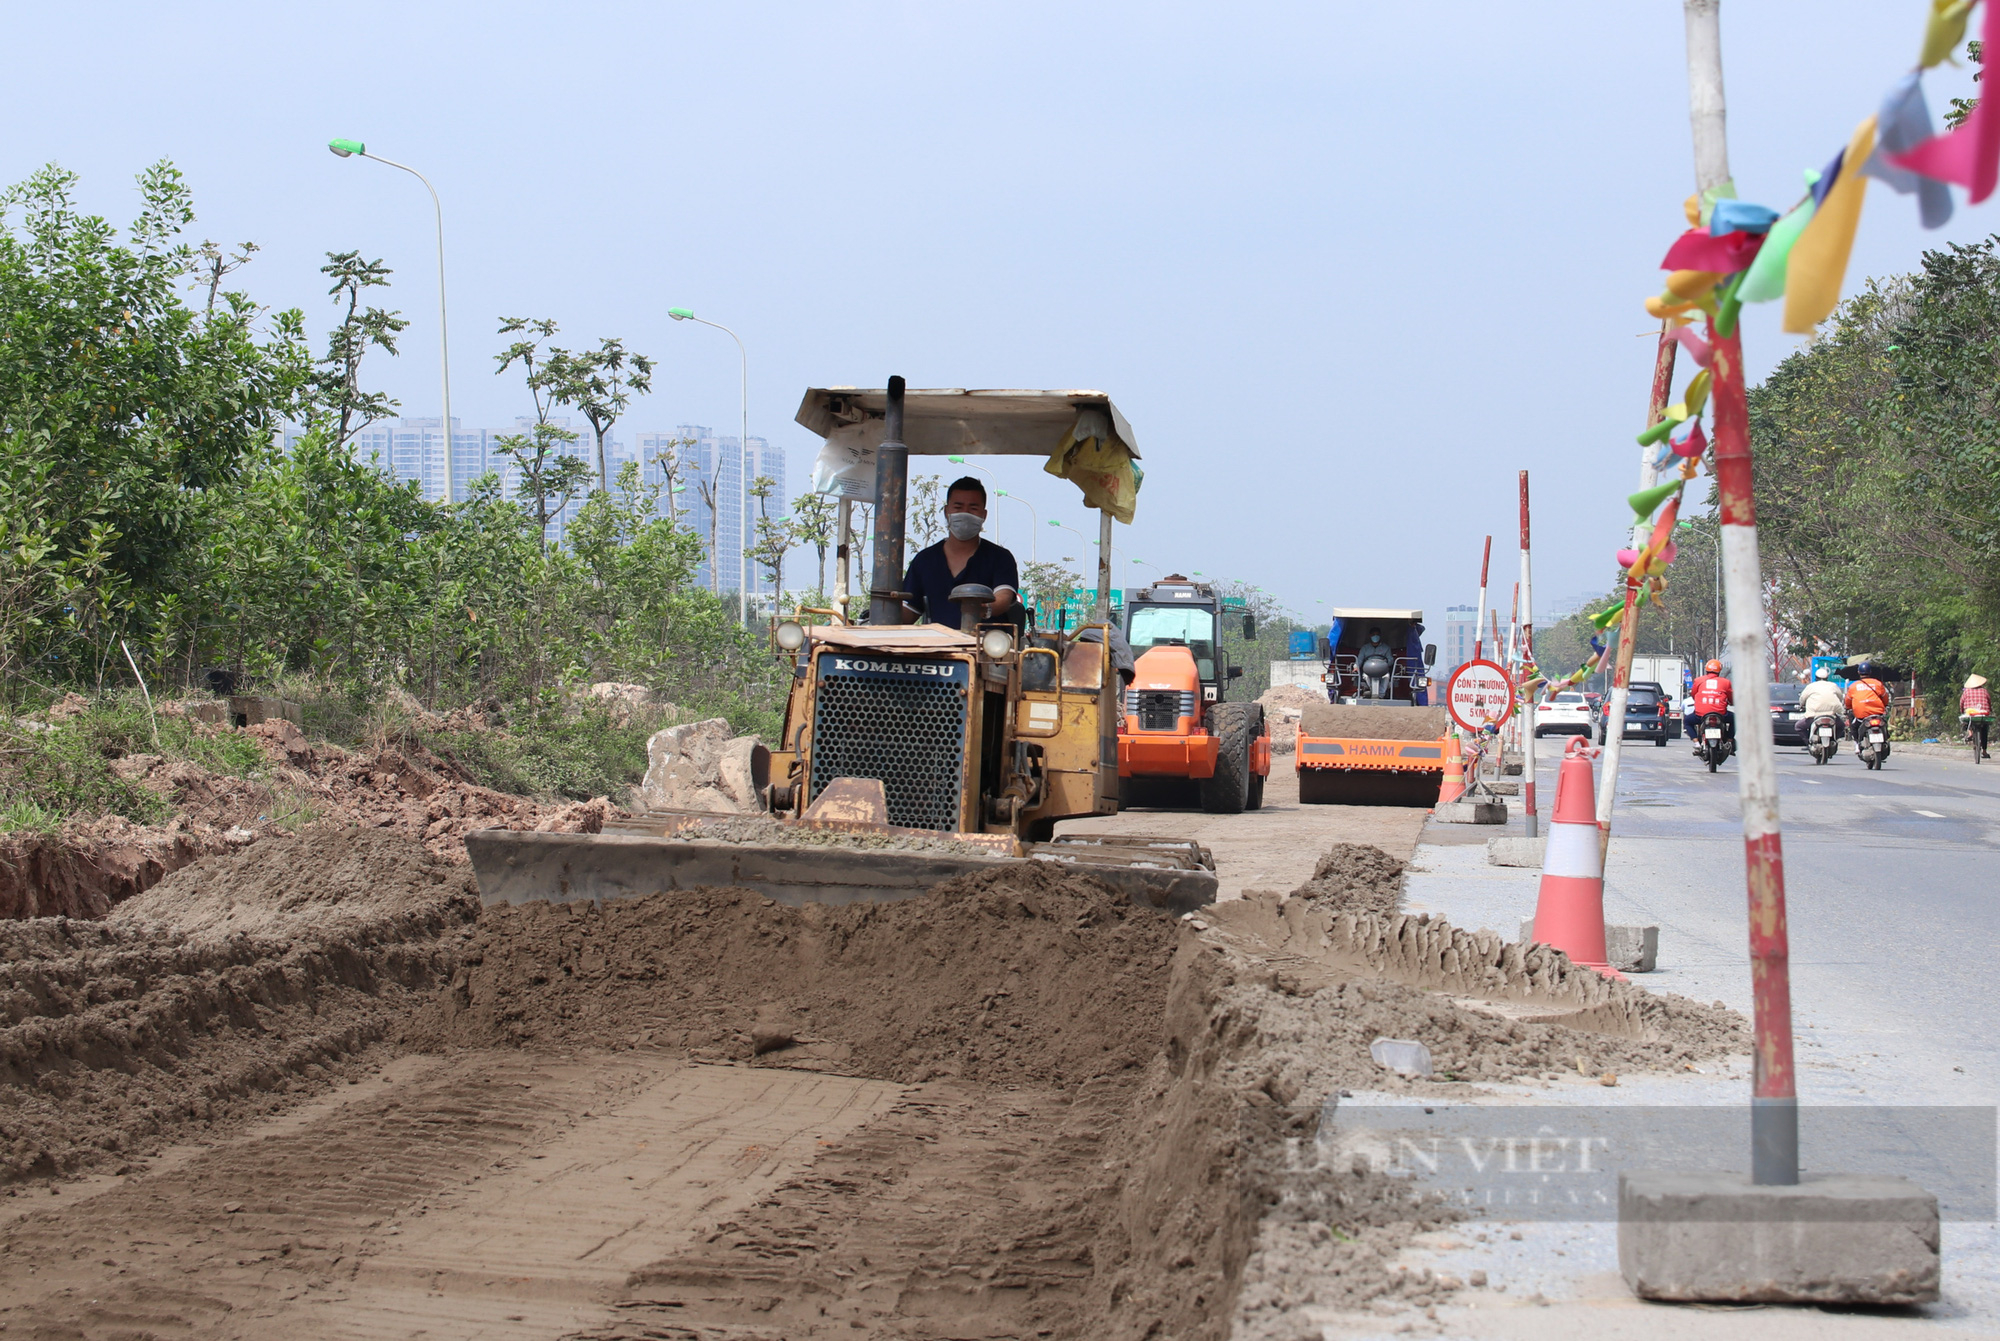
[790,491,836,595]
[911,474,945,547]
[0,161,291,679]
[544,337,655,493]
[692,459,724,595]
[747,474,792,605]
[493,318,592,552]
[301,251,408,456]
[1022,559,1082,630]
[188,238,259,316]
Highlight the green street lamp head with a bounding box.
[1048,519,1060,526]
[668,307,694,321]
[328,138,365,158]
[948,455,965,463]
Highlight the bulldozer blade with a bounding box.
[465,828,1215,915]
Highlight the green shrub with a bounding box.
[0,722,169,827]
[428,704,666,802]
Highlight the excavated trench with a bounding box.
[0,826,1745,1340]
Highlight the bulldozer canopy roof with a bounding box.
[795,387,1139,458]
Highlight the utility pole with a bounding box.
[1686,0,1798,1187]
[1519,472,1538,837]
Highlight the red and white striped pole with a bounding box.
[1688,0,1796,1185]
[1519,472,1538,837]
[1473,536,1492,660]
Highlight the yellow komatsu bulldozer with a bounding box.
[465,379,1216,914]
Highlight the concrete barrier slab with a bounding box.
[1619,1170,1939,1304]
[1521,917,1659,972]
[1488,836,1545,866]
[1433,800,1506,825]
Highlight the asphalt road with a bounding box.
[1340,736,2000,1339]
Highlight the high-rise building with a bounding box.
[631,427,784,595]
[1441,604,1478,684]
[291,415,784,588]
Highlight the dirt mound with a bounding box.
[1299,702,1450,740]
[2,718,620,922]
[1257,684,1323,755]
[0,816,234,920]
[0,827,474,1181]
[411,861,1176,1088]
[1289,842,1406,916]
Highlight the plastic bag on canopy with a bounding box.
[810,420,880,502]
[1044,407,1142,524]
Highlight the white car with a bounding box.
[1535,691,1594,737]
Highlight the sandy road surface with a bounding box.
[0,1050,907,1338]
[1056,765,1431,897]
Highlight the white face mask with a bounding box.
[946,512,983,542]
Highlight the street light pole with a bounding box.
[328,139,453,502]
[669,308,750,624]
[996,491,1037,562]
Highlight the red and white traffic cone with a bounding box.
[1530,737,1623,979]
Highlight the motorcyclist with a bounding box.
[1843,663,1892,755]
[1797,665,1845,741]
[1685,658,1736,755]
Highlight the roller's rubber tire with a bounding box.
[1200,702,1254,814]
[1244,705,1268,811]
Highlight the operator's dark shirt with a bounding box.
[902,538,1020,630]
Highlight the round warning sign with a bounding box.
[1446,659,1515,733]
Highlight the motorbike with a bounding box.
[1696,711,1734,773]
[1807,714,1841,766]
[1854,713,1891,770]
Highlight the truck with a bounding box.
[1117,575,1273,813]
[1628,655,1691,704]
[1292,607,1448,805]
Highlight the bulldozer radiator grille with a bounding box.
[810,654,969,831]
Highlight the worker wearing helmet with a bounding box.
[1797,664,1845,739]
[1685,658,1736,755]
[1843,663,1892,756]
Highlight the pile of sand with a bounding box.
[0,827,474,1180]
[1287,842,1407,916]
[1257,684,1324,754]
[412,862,1176,1088]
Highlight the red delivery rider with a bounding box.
[1685,658,1736,755]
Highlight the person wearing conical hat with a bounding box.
[1962,674,1991,760]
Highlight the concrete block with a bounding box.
[1619,1171,1939,1304]
[1484,778,1521,796]
[1499,752,1524,776]
[1521,917,1658,972]
[1487,836,1545,867]
[223,695,302,728]
[1433,800,1506,825]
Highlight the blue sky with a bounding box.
[5,3,1990,641]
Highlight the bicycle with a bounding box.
[1962,713,1991,765]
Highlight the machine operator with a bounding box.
[900,476,1023,629]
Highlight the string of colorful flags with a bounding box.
[1543,0,2000,700]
